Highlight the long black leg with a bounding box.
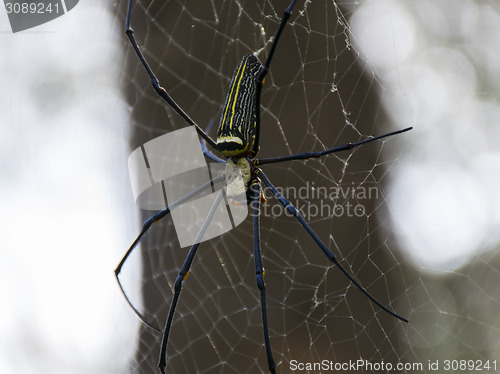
[256,126,412,166]
[250,179,276,373]
[202,141,226,163]
[125,0,217,149]
[201,119,226,163]
[256,170,408,323]
[158,189,226,374]
[115,175,224,330]
[253,0,297,155]
[257,0,297,84]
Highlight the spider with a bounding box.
[116,1,411,373]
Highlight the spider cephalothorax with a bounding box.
[224,156,253,202]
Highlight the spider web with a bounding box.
[118,1,500,373]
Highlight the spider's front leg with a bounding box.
[158,189,226,373]
[115,175,224,332]
[250,177,276,373]
[256,169,408,323]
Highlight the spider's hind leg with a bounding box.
[125,0,217,149]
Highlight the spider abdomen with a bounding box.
[217,54,262,157]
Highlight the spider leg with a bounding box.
[257,0,297,84]
[115,175,224,330]
[256,126,412,166]
[202,139,226,163]
[125,0,217,149]
[250,178,276,373]
[256,170,408,323]
[158,189,226,374]
[254,0,297,155]
[201,119,226,163]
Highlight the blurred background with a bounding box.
[1,0,500,373]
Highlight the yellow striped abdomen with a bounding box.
[217,54,262,157]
